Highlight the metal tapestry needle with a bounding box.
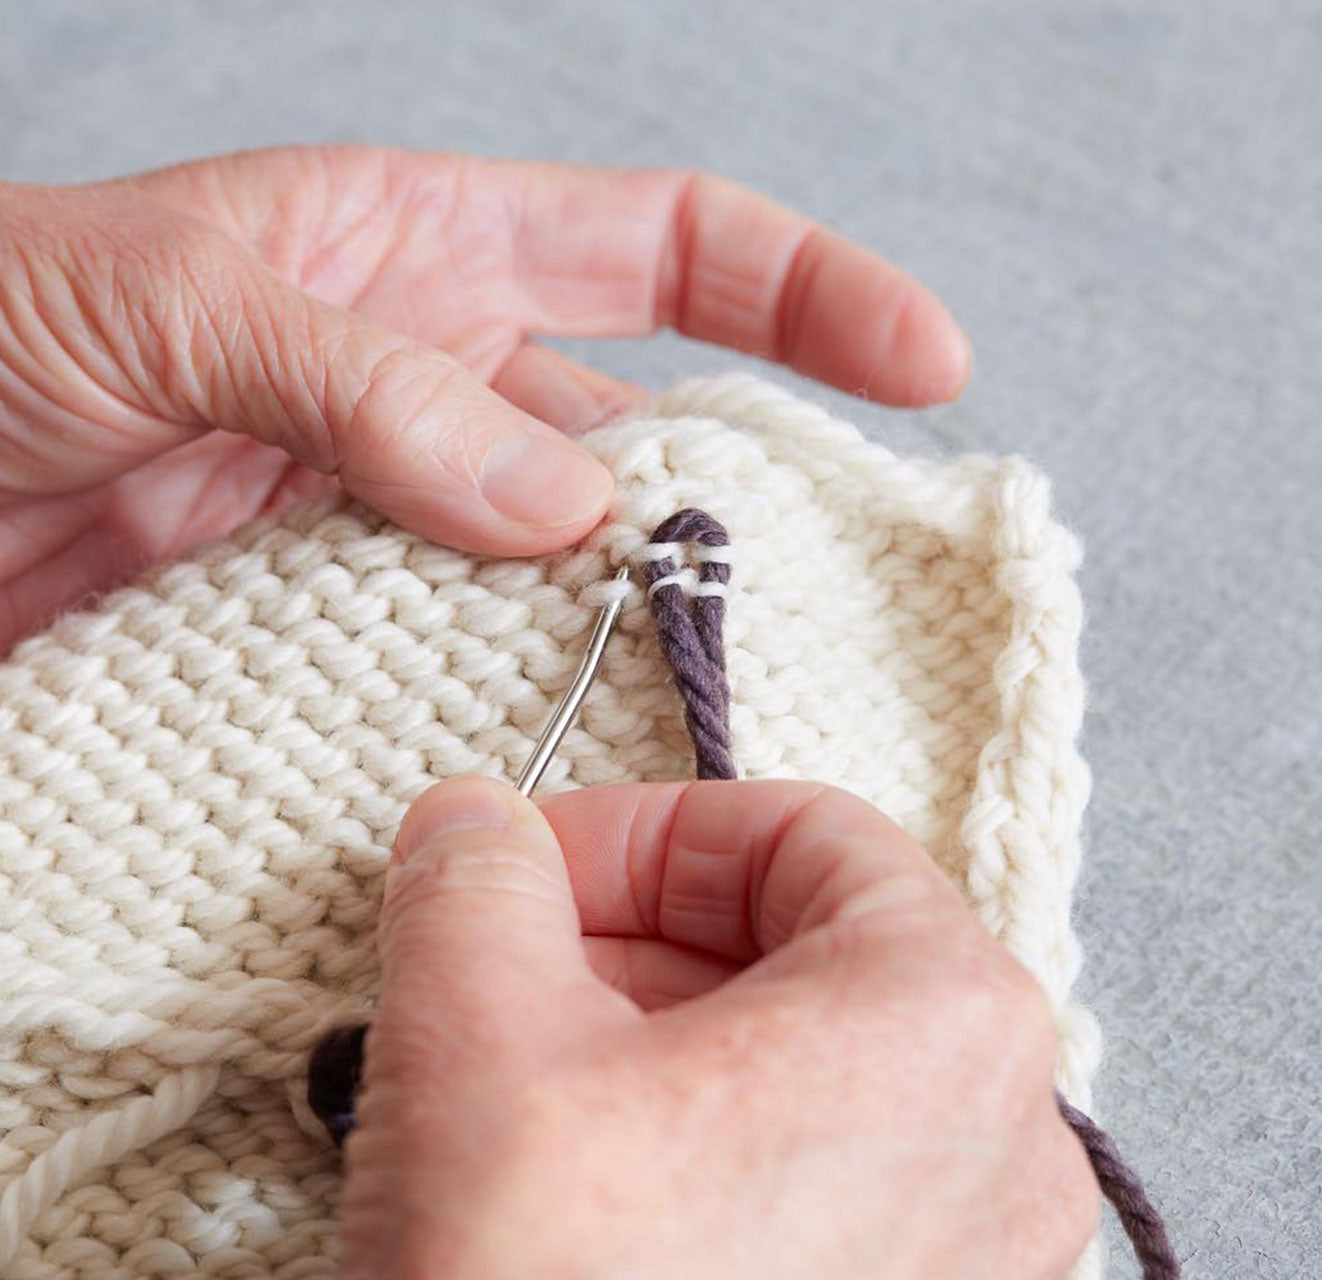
[514,565,630,797]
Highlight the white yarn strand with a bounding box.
[646,570,727,599]
[0,1065,220,1271]
[633,541,736,566]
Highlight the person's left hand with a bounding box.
[0,146,970,651]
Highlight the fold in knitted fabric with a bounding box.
[0,374,1102,1278]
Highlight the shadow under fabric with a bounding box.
[0,375,1173,1278]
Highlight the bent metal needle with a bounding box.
[305,564,631,1146]
[515,564,630,796]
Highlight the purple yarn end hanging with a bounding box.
[1056,1092,1181,1278]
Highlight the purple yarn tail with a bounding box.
[1057,1091,1181,1278]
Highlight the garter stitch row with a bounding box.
[0,374,1124,1277]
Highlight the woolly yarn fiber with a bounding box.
[0,373,1104,1278]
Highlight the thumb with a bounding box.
[208,256,616,556]
[371,777,614,1077]
[3,187,613,555]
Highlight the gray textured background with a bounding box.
[3,1,1318,1274]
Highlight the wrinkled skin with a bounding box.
[343,777,1100,1279]
[0,146,970,651]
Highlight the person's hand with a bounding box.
[0,147,971,652]
[341,776,1098,1279]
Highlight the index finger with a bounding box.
[494,163,972,408]
[538,780,975,964]
[148,151,971,408]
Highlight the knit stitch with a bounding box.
[0,373,1105,1278]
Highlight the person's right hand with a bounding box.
[340,776,1100,1279]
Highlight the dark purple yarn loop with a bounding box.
[304,505,1179,1279]
[642,509,736,781]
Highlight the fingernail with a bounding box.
[924,309,973,403]
[955,327,975,390]
[394,778,512,864]
[481,427,613,529]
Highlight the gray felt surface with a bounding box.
[2,1,1319,1274]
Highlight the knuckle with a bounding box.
[984,1090,1105,1274]
[1,189,220,407]
[94,203,257,422]
[843,864,948,926]
[800,780,885,826]
[794,785,934,876]
[1001,961,1059,1061]
[995,951,1055,1026]
[938,941,1058,1062]
[758,783,925,943]
[336,340,477,474]
[1063,1154,1104,1255]
[1001,1116,1102,1276]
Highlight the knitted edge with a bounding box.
[647,374,1099,1091]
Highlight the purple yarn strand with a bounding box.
[1057,1091,1181,1278]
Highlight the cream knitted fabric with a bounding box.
[0,374,1102,1279]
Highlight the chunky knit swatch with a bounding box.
[0,374,1109,1277]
